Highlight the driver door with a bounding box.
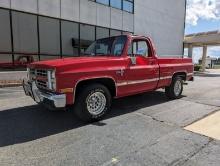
[124,38,159,95]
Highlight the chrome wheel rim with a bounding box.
[86,92,107,116]
[174,80,182,96]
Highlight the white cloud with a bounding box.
[186,0,220,26]
[208,46,220,58]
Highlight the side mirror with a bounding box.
[130,56,136,65]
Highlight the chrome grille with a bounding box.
[36,80,47,89]
[29,68,48,89]
[29,69,48,77]
[36,69,47,77]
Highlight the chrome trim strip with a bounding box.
[128,78,159,85]
[160,76,172,80]
[116,76,173,87]
[117,82,128,87]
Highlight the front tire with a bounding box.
[74,83,112,122]
[165,76,183,99]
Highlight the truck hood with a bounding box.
[29,56,126,72]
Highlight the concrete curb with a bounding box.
[0,83,23,88]
[194,72,220,77]
[0,80,23,88]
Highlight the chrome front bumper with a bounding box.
[23,80,66,109]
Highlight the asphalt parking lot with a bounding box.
[0,76,220,166]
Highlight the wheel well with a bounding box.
[172,72,187,81]
[75,78,117,98]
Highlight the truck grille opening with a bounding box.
[29,69,48,89]
[36,69,47,77]
[30,69,48,77]
[36,80,47,89]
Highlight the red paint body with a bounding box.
[29,35,193,106]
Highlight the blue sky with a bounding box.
[185,0,220,63]
[185,19,220,34]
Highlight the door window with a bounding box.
[128,40,149,57]
[112,36,127,56]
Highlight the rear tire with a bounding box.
[165,76,183,99]
[74,83,112,122]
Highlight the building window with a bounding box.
[110,0,122,10]
[0,7,134,70]
[0,9,12,70]
[12,12,38,55]
[0,9,12,53]
[13,54,37,69]
[12,11,39,69]
[94,0,134,13]
[123,0,133,13]
[96,0,109,5]
[96,27,110,40]
[39,16,60,59]
[61,21,79,56]
[80,24,95,52]
[110,29,122,37]
[0,54,13,70]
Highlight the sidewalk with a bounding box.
[0,71,27,88]
[194,69,220,77]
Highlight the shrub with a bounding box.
[194,65,201,71]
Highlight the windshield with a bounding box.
[84,36,127,56]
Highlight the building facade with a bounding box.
[0,0,186,70]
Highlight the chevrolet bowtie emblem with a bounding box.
[116,69,125,76]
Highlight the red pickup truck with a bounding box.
[23,34,193,122]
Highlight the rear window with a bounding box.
[84,36,127,56]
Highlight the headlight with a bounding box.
[47,70,56,90]
[51,81,56,90]
[51,70,56,79]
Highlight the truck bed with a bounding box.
[157,57,192,65]
[157,57,194,88]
